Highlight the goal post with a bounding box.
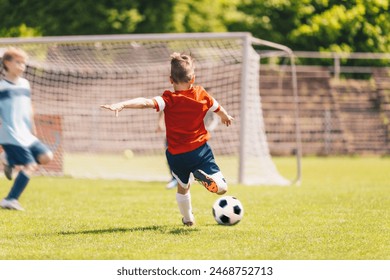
[249,37,302,185]
[0,32,301,186]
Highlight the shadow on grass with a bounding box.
[59,225,199,236]
[168,227,199,234]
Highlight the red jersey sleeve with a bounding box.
[152,90,172,112]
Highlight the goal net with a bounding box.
[0,33,300,185]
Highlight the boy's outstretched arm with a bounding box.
[100,97,155,116]
[215,105,234,127]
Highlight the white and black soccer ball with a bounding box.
[212,196,244,226]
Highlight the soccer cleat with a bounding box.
[182,217,195,227]
[0,198,25,211]
[166,178,178,189]
[3,164,13,180]
[0,152,13,180]
[193,169,218,193]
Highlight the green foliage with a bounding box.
[290,0,390,53]
[0,157,389,259]
[0,23,41,37]
[131,0,177,33]
[229,0,390,53]
[229,0,310,45]
[171,0,244,32]
[0,0,240,36]
[0,0,142,36]
[136,0,241,33]
[0,0,388,54]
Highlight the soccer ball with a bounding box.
[212,196,244,226]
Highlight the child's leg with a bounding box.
[37,151,53,165]
[176,182,195,226]
[1,142,51,210]
[166,149,195,225]
[0,151,13,180]
[6,163,37,200]
[166,168,178,190]
[191,143,228,195]
[7,141,52,200]
[166,177,178,190]
[193,170,227,195]
[28,140,53,165]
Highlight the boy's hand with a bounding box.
[216,106,234,127]
[100,103,124,117]
[221,115,234,127]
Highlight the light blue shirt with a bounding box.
[0,78,38,147]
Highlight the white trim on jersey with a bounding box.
[153,96,165,112]
[210,97,220,112]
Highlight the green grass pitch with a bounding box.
[0,156,389,260]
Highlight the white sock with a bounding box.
[176,192,194,223]
[0,152,8,165]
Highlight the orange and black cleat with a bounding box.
[193,170,218,193]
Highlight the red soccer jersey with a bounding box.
[153,85,220,155]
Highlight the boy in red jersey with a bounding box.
[101,52,234,226]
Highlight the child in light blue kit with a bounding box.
[0,47,53,211]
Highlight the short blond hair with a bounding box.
[170,52,194,84]
[2,47,28,71]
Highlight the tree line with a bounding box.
[0,0,389,53]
